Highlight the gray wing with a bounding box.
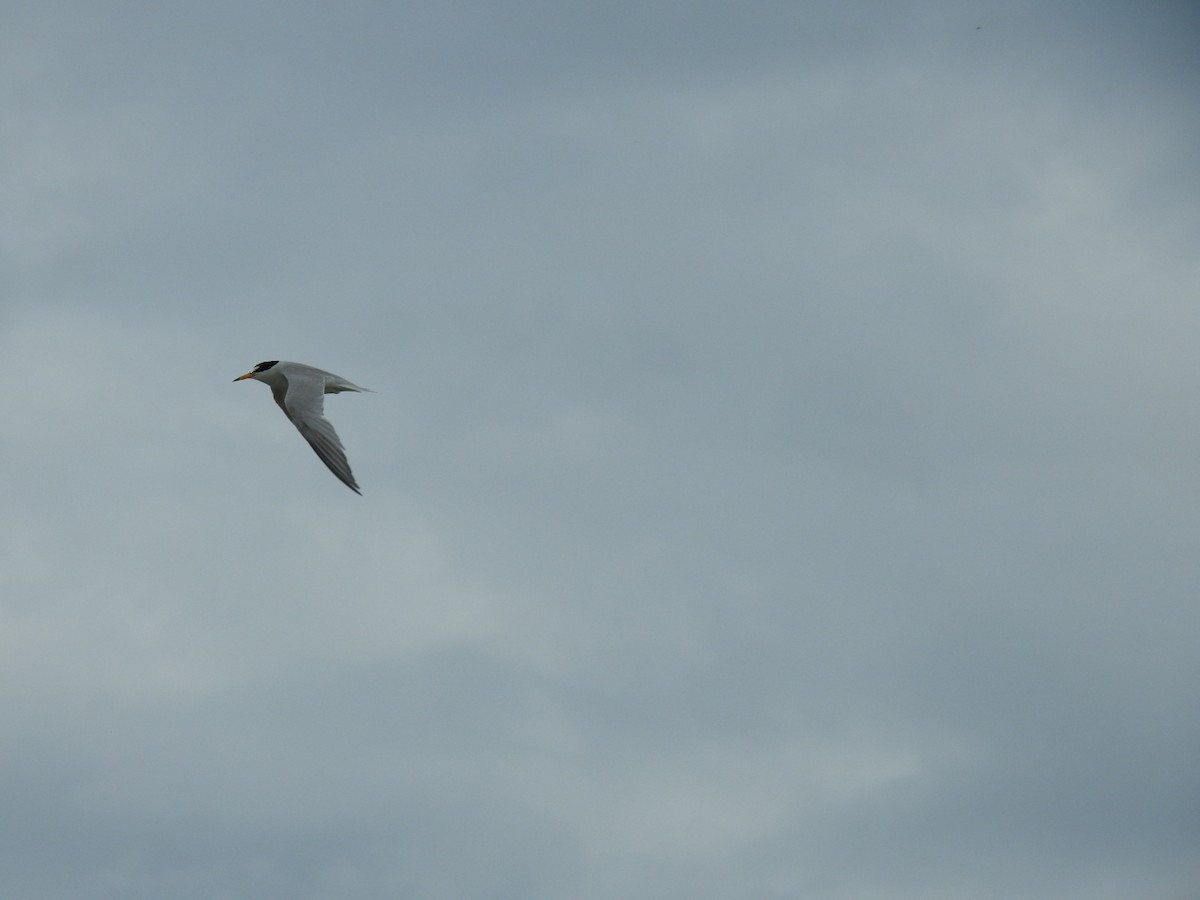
[277,370,362,494]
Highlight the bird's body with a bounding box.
[234,360,371,493]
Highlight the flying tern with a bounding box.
[234,360,371,494]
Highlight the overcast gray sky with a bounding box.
[3,2,1199,898]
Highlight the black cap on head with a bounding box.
[254,361,279,372]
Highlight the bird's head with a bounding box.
[233,360,280,382]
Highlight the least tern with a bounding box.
[234,360,372,494]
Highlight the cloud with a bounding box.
[2,3,1198,898]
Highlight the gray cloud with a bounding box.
[2,2,1198,898]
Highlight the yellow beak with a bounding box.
[233,371,256,382]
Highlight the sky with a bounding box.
[2,2,1199,898]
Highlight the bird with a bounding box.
[234,360,372,494]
